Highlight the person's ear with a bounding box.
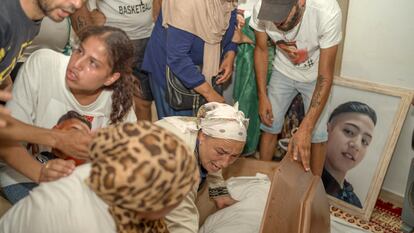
[104,72,121,86]
[327,122,333,133]
[198,131,206,145]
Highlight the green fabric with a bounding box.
[233,17,275,155]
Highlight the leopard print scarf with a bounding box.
[86,121,199,233]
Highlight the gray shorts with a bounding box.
[132,38,153,101]
[260,69,329,143]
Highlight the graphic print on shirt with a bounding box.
[275,40,313,69]
[118,0,151,15]
[0,40,33,84]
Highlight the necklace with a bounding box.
[63,18,72,55]
[281,18,303,42]
[280,6,305,42]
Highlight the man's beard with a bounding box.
[37,0,53,15]
[36,0,75,17]
[277,5,305,32]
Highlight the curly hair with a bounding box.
[78,26,135,124]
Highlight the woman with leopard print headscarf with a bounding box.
[0,121,199,233]
[156,102,249,233]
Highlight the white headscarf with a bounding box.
[162,103,249,142]
[197,102,249,142]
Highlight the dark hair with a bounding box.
[78,26,135,124]
[57,110,92,129]
[328,101,377,125]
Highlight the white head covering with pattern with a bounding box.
[197,102,248,142]
[162,102,249,142]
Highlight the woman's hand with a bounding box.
[38,159,75,182]
[217,51,236,84]
[206,89,225,103]
[194,82,225,103]
[213,195,238,209]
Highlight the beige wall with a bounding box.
[340,0,414,197]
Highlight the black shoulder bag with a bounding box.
[165,66,223,112]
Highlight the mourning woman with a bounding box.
[156,102,249,233]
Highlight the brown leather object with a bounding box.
[260,157,330,233]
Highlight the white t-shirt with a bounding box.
[249,0,342,82]
[0,49,137,187]
[90,0,153,40]
[0,164,117,233]
[237,0,259,18]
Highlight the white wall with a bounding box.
[340,0,414,197]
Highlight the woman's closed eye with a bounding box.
[215,148,227,156]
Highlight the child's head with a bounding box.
[325,101,377,175]
[54,110,92,132]
[52,111,91,165]
[65,26,135,124]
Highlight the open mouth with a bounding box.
[56,9,71,19]
[342,152,355,161]
[66,69,78,81]
[210,162,220,171]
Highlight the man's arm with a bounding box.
[0,114,92,159]
[288,45,338,171]
[254,30,273,127]
[0,75,12,92]
[0,90,12,127]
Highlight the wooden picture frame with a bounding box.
[334,0,349,76]
[324,76,413,220]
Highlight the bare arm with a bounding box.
[216,51,236,84]
[193,82,225,103]
[288,45,338,171]
[0,76,12,92]
[0,141,74,183]
[207,170,237,209]
[0,141,42,182]
[254,30,273,127]
[152,0,162,22]
[0,90,12,127]
[0,114,92,159]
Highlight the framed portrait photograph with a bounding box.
[322,76,413,220]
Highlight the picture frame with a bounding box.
[323,76,413,220]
